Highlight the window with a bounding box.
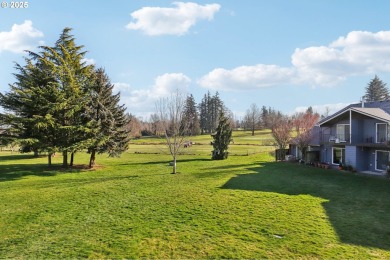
[376,123,388,143]
[376,150,390,171]
[332,147,345,165]
[336,124,350,142]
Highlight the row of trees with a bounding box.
[0,28,130,167]
[242,104,283,136]
[126,91,232,138]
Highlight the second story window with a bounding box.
[376,123,389,143]
[336,124,350,142]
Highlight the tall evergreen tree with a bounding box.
[181,94,200,136]
[198,91,225,134]
[364,75,389,101]
[39,27,95,167]
[0,28,129,168]
[211,111,232,160]
[0,54,59,164]
[211,92,222,131]
[86,68,130,168]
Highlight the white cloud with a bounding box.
[198,64,295,91]
[126,2,221,36]
[113,82,132,95]
[81,58,96,66]
[116,73,191,114]
[199,30,390,90]
[0,20,44,54]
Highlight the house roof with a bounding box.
[350,107,390,122]
[318,100,390,126]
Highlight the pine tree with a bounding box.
[211,92,222,131]
[86,68,130,168]
[364,75,389,101]
[39,27,95,167]
[198,91,225,134]
[0,28,131,167]
[0,54,59,165]
[211,111,232,160]
[198,92,209,133]
[181,94,200,136]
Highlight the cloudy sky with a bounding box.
[2,0,390,119]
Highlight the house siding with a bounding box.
[345,145,356,168]
[355,147,370,171]
[363,119,380,143]
[351,118,362,143]
[321,144,333,165]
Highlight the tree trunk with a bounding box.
[62,150,68,167]
[33,148,39,157]
[252,127,255,136]
[172,157,177,174]
[70,152,74,166]
[48,153,52,167]
[89,149,96,168]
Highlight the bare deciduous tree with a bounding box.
[244,103,262,136]
[126,114,142,138]
[155,90,189,174]
[292,112,320,160]
[271,115,293,150]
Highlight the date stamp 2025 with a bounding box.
[1,1,28,8]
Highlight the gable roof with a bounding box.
[318,100,390,126]
[350,107,390,122]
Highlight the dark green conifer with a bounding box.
[364,75,389,101]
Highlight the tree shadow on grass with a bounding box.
[0,163,143,189]
[0,164,55,181]
[0,163,88,182]
[221,161,390,250]
[0,154,39,161]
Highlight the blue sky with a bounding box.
[2,1,390,119]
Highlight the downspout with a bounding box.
[349,109,352,144]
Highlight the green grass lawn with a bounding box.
[129,130,275,156]
[0,149,390,258]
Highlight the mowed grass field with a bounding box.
[128,130,275,156]
[1,131,390,258]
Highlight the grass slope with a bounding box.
[0,149,390,258]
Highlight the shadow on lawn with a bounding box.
[0,154,40,161]
[0,164,56,181]
[0,163,86,182]
[221,161,390,250]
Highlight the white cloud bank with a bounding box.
[0,20,44,54]
[115,73,191,115]
[126,2,221,36]
[199,31,390,90]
